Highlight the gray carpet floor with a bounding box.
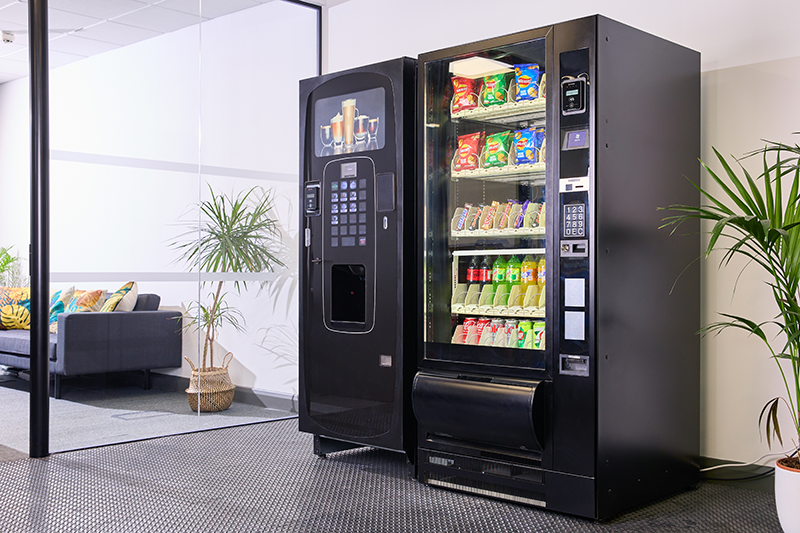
[0,382,294,455]
[0,418,783,532]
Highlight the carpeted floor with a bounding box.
[0,381,294,456]
[0,418,783,532]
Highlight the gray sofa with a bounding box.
[0,293,182,398]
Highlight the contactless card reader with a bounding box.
[561,78,586,115]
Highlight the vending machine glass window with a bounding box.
[422,38,548,371]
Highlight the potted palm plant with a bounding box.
[661,138,800,531]
[172,185,285,412]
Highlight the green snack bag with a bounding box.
[482,130,512,168]
[480,73,510,107]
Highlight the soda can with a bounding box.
[518,320,533,348]
[488,318,504,345]
[532,321,546,350]
[475,317,491,343]
[462,317,478,344]
[504,319,519,348]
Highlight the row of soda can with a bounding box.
[460,316,545,349]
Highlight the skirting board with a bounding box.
[148,371,297,413]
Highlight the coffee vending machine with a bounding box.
[298,58,417,459]
[411,16,701,519]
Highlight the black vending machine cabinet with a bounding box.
[299,58,416,460]
[412,16,700,519]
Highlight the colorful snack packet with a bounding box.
[514,200,530,228]
[480,73,510,107]
[481,201,500,230]
[514,64,540,101]
[454,132,483,172]
[483,130,512,168]
[513,128,536,164]
[496,201,515,229]
[455,203,472,231]
[451,76,479,113]
[533,126,546,162]
[468,204,484,231]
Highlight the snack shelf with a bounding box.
[451,97,546,125]
[451,227,545,239]
[451,305,545,318]
[452,248,544,257]
[451,161,545,182]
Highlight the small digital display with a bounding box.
[566,89,579,97]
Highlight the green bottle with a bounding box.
[506,255,521,287]
[492,255,508,292]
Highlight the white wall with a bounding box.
[0,0,317,398]
[327,0,800,463]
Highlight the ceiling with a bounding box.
[0,0,288,84]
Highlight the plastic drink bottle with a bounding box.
[537,256,546,289]
[467,256,480,289]
[492,256,508,292]
[506,255,522,288]
[480,256,493,288]
[520,255,536,292]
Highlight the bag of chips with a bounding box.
[514,64,540,101]
[532,126,546,162]
[513,128,536,164]
[480,73,510,107]
[454,132,483,172]
[482,131,512,168]
[451,76,479,113]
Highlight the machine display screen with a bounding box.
[314,87,386,157]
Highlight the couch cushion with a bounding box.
[0,330,57,361]
[101,282,138,312]
[0,304,31,330]
[133,293,160,311]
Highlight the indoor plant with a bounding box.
[661,138,800,531]
[172,185,284,412]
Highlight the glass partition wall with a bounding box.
[0,0,318,456]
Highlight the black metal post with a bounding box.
[29,0,49,459]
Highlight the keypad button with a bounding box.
[359,201,367,212]
[349,214,357,224]
[341,181,348,190]
[331,204,339,214]
[331,192,339,202]
[331,215,338,225]
[349,202,357,213]
[342,236,355,247]
[349,180,357,190]
[359,237,367,246]
[331,182,339,191]
[358,190,366,200]
[349,191,357,201]
[358,213,366,223]
[359,178,366,189]
[331,237,338,247]
[340,203,348,213]
[331,226,339,236]
[359,225,366,235]
[349,225,357,235]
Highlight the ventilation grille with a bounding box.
[425,471,547,508]
[422,449,544,484]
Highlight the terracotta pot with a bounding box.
[775,458,800,532]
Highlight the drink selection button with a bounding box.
[349,191,357,201]
[331,204,339,214]
[349,214,357,224]
[331,215,338,225]
[358,190,366,200]
[359,202,367,212]
[359,178,367,189]
[359,237,367,246]
[358,225,366,235]
[358,213,366,223]
[331,226,338,236]
[331,237,338,247]
[342,236,356,247]
[349,225,357,235]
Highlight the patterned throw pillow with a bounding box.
[49,286,74,325]
[67,289,106,313]
[0,304,31,330]
[100,282,138,312]
[1,287,30,308]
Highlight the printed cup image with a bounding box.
[320,124,333,147]
[355,115,369,141]
[331,113,344,145]
[342,98,358,146]
[368,117,379,139]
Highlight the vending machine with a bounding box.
[411,16,700,518]
[298,58,417,459]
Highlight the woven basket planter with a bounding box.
[185,353,235,412]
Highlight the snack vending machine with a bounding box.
[299,58,417,459]
[411,16,700,519]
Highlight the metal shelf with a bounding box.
[452,247,545,257]
[451,305,545,319]
[451,97,546,125]
[451,227,545,240]
[451,162,545,182]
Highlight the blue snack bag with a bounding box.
[514,128,536,164]
[532,126,546,161]
[514,63,540,101]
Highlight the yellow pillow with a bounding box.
[0,304,30,330]
[101,282,138,312]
